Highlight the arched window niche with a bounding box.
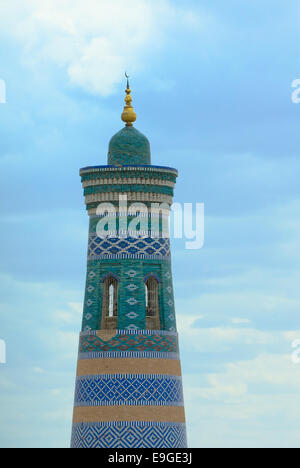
[144,275,160,330]
[101,275,119,330]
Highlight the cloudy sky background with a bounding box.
[0,0,300,448]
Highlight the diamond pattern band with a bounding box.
[71,421,187,448]
[74,374,184,407]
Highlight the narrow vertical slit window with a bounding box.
[102,276,118,329]
[145,277,160,330]
[108,283,116,317]
[145,283,149,310]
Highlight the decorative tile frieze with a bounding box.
[79,330,179,354]
[84,184,174,197]
[74,374,184,407]
[88,235,170,260]
[71,421,187,448]
[78,351,180,360]
[85,192,174,210]
[80,164,178,177]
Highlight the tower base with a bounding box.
[71,329,187,449]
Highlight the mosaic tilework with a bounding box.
[161,265,177,332]
[74,374,184,407]
[71,421,187,448]
[89,215,169,240]
[81,265,102,332]
[108,127,151,166]
[79,330,179,354]
[88,236,170,260]
[81,258,176,332]
[85,193,173,213]
[83,180,175,195]
[84,184,174,197]
[118,265,145,330]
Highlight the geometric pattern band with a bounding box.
[71,421,187,448]
[79,331,179,355]
[88,235,170,260]
[74,374,184,407]
[78,351,180,360]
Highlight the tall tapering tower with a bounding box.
[71,78,187,449]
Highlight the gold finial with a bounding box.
[121,72,137,127]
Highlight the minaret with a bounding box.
[71,77,187,448]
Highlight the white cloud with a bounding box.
[183,352,300,418]
[177,313,276,352]
[284,330,300,343]
[0,0,209,96]
[231,318,251,325]
[186,379,248,400]
[54,302,83,324]
[33,367,46,374]
[55,331,78,360]
[184,353,300,447]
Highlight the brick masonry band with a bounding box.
[73,406,186,423]
[77,358,182,376]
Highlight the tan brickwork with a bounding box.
[77,358,182,377]
[73,406,186,424]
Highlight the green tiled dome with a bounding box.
[107,127,151,166]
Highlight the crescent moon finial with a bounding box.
[121,72,136,127]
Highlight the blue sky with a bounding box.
[0,0,300,448]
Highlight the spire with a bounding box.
[121,73,137,127]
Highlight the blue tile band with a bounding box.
[88,236,171,260]
[71,421,187,448]
[74,374,184,407]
